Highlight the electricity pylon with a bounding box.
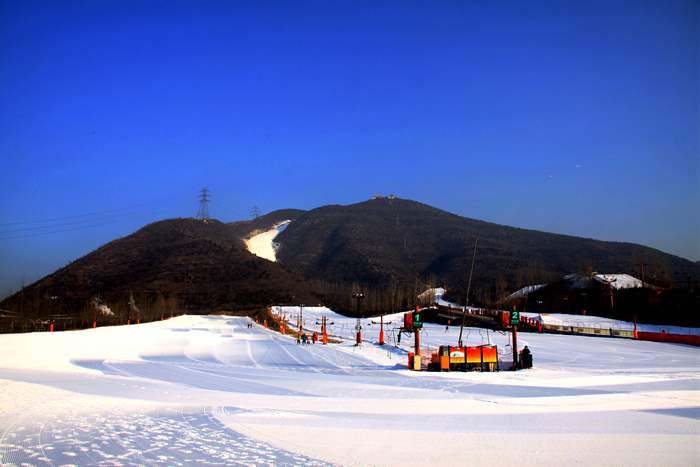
[197,188,210,220]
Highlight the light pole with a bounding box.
[459,234,479,347]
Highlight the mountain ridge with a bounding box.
[1,198,696,329]
[272,198,697,305]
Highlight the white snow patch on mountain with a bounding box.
[593,273,646,289]
[244,220,290,262]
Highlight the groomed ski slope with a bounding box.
[0,308,698,466]
[244,221,290,262]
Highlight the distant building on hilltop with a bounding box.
[373,195,383,200]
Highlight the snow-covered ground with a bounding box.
[244,221,290,262]
[1,307,698,466]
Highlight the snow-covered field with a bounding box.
[1,306,698,466]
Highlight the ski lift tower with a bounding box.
[352,292,364,345]
[400,307,423,370]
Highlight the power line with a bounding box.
[207,194,250,212]
[0,210,168,239]
[0,195,191,227]
[1,208,161,233]
[0,190,250,239]
[207,194,251,219]
[207,201,249,221]
[0,194,192,240]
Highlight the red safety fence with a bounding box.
[637,332,700,347]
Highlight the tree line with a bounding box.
[0,289,185,334]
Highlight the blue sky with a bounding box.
[1,1,697,295]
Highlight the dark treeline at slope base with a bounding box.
[506,277,700,328]
[1,198,698,332]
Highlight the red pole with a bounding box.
[322,316,328,344]
[379,315,385,345]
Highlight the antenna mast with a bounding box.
[196,188,210,220]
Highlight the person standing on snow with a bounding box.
[521,346,532,368]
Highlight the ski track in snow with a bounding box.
[0,308,698,466]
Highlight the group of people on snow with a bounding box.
[296,331,319,345]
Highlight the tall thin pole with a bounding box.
[512,325,518,370]
[379,314,384,345]
[637,262,647,288]
[459,234,480,347]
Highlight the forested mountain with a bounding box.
[2,198,697,330]
[272,198,698,312]
[0,218,319,331]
